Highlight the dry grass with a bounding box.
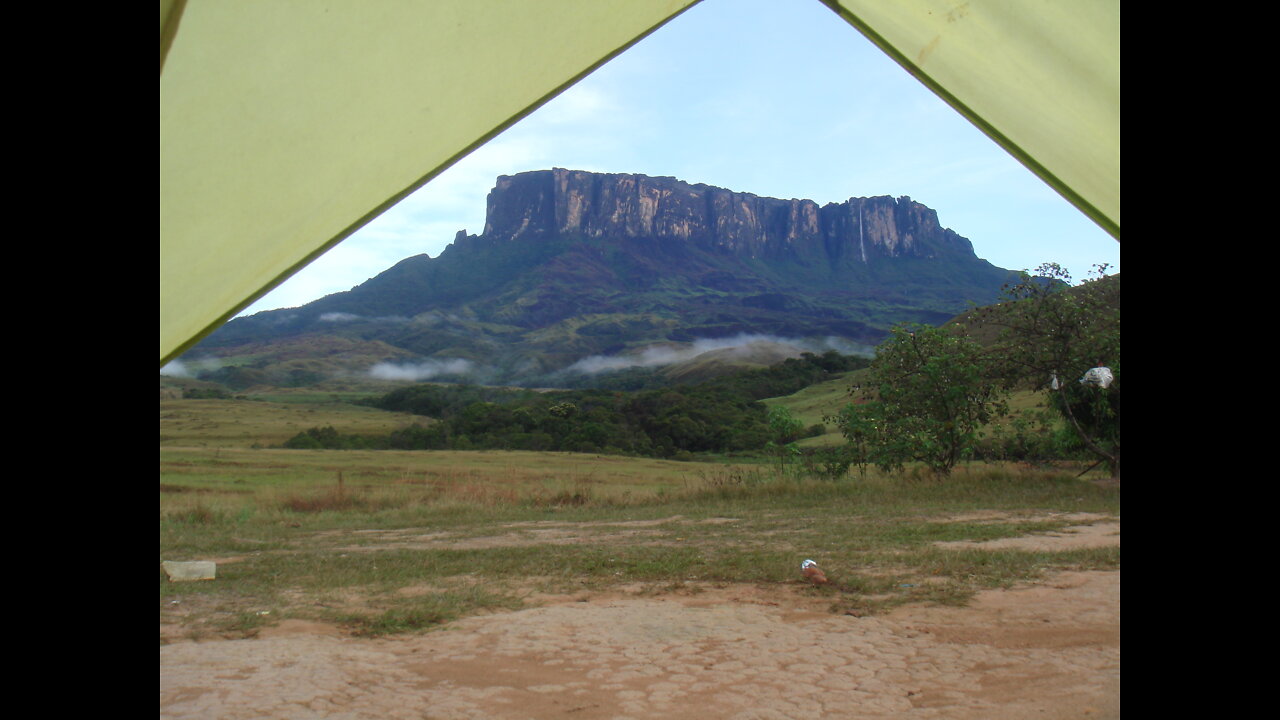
[159,446,744,522]
[159,398,422,448]
[160,452,1120,642]
[160,387,1119,642]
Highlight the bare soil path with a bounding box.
[160,519,1119,719]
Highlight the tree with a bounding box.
[990,263,1120,477]
[764,405,804,475]
[766,405,804,445]
[828,401,881,479]
[842,324,1009,476]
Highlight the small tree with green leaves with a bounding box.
[829,400,883,479]
[764,405,805,476]
[845,324,1009,476]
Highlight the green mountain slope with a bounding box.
[182,170,1020,388]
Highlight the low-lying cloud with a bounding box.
[161,356,226,378]
[566,334,873,375]
[319,312,411,324]
[367,358,476,381]
[160,359,191,378]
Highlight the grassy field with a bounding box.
[159,397,422,448]
[762,371,858,447]
[762,369,1062,449]
[160,382,1118,642]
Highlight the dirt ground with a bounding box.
[159,517,1119,719]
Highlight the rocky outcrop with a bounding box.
[194,169,1015,386]
[481,168,976,266]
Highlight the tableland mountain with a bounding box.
[184,168,1020,389]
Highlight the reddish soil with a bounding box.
[160,518,1119,719]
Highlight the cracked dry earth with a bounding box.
[160,517,1119,720]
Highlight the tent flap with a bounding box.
[821,0,1119,240]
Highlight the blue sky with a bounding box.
[242,0,1119,315]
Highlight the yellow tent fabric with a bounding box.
[823,0,1119,242]
[160,0,701,366]
[160,0,1119,367]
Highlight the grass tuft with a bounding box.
[162,503,228,525]
[277,487,367,513]
[333,587,523,637]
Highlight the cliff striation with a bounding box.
[480,168,976,265]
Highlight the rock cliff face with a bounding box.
[480,168,975,266]
[194,169,1015,386]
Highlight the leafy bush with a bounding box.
[799,446,855,480]
[972,410,1069,463]
[283,425,384,450]
[837,324,1008,476]
[182,387,231,399]
[991,264,1120,476]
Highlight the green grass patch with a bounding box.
[161,449,1118,641]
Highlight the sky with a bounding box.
[240,0,1119,316]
